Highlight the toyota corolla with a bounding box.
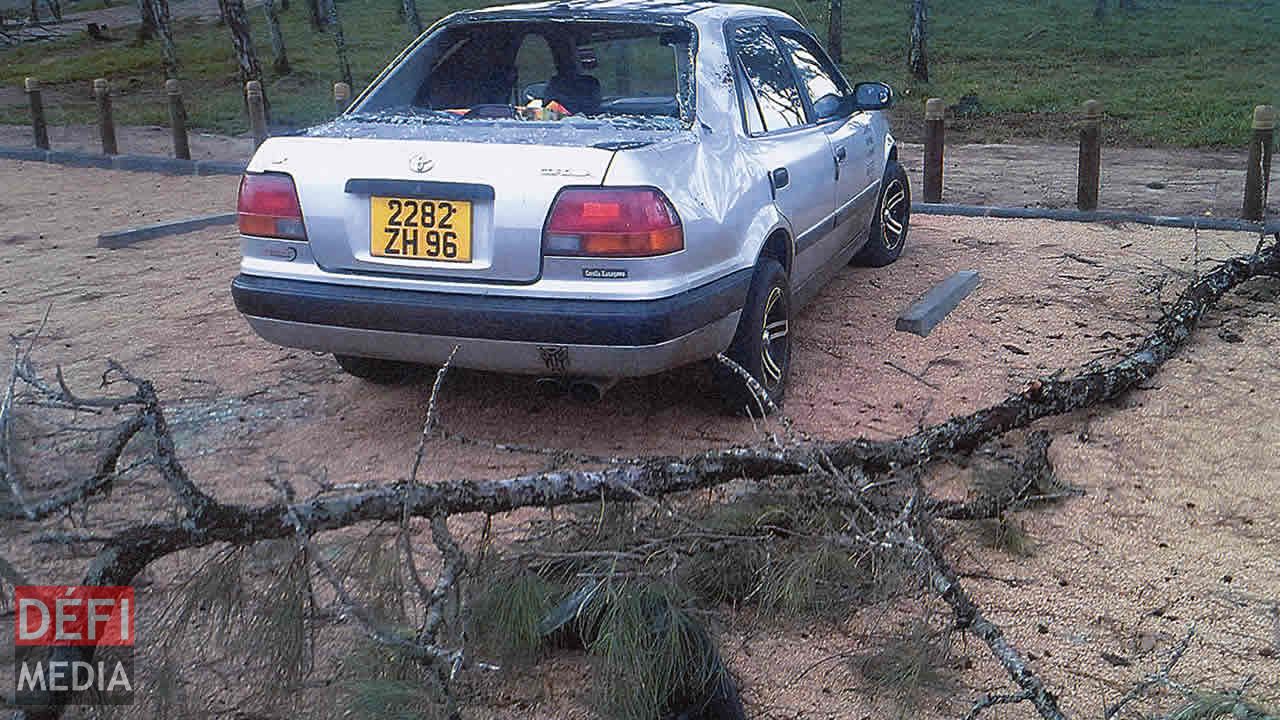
[230,0,910,411]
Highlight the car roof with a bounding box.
[455,0,790,25]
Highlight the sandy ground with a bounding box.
[0,122,1274,219]
[0,159,1278,718]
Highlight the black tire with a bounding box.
[852,161,911,267]
[333,354,421,385]
[713,258,791,415]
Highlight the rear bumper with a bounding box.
[230,271,751,377]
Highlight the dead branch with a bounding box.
[8,240,1279,719]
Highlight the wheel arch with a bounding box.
[758,227,793,276]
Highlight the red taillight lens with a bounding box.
[238,173,307,240]
[544,188,683,257]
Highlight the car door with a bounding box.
[729,23,835,291]
[774,28,878,252]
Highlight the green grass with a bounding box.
[0,0,1276,145]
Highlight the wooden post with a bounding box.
[1077,99,1102,211]
[1242,104,1275,221]
[333,81,351,113]
[93,78,118,156]
[923,98,944,203]
[246,80,269,148]
[166,79,191,160]
[25,77,49,150]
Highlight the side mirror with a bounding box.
[850,81,894,111]
[812,93,845,121]
[524,82,548,103]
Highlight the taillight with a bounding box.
[238,173,307,240]
[544,188,683,257]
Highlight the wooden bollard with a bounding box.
[246,80,269,148]
[333,81,351,113]
[923,98,944,203]
[93,78,118,156]
[25,77,49,150]
[166,79,191,160]
[1242,104,1275,221]
[1077,100,1103,211]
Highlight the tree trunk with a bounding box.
[28,0,38,23]
[135,0,156,42]
[306,0,322,29]
[217,0,270,120]
[152,0,179,77]
[827,0,842,65]
[263,0,291,75]
[43,0,61,21]
[402,0,422,35]
[908,0,929,82]
[329,0,353,88]
[1094,0,1107,21]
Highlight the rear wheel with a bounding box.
[853,161,910,267]
[334,354,421,385]
[713,258,791,415]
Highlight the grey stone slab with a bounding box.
[0,145,50,161]
[195,159,247,176]
[45,150,115,169]
[98,212,237,248]
[896,270,981,337]
[111,154,197,175]
[912,202,1277,234]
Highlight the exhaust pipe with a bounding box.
[535,377,568,397]
[568,378,618,403]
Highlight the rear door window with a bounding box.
[731,24,806,133]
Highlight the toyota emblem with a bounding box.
[408,154,434,174]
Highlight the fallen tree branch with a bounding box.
[10,240,1279,719]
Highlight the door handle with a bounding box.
[771,167,789,190]
[834,146,848,163]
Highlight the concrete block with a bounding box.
[45,149,115,169]
[0,145,50,161]
[111,154,196,175]
[98,212,237,248]
[896,270,981,337]
[195,159,247,176]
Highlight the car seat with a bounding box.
[545,73,602,114]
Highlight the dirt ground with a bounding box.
[1,158,1278,719]
[1,122,1275,219]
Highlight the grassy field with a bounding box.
[0,0,1276,147]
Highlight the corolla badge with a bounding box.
[408,154,435,174]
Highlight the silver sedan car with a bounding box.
[231,0,910,411]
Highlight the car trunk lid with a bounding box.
[254,135,617,284]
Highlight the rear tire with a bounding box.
[713,258,791,415]
[853,161,910,267]
[334,354,421,385]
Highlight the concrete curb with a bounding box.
[111,154,196,175]
[913,202,1280,234]
[897,270,981,337]
[46,150,115,169]
[98,212,237,248]
[0,144,245,176]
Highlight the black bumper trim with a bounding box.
[231,270,752,347]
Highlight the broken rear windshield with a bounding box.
[352,19,696,129]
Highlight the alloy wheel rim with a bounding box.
[760,286,789,386]
[881,178,908,251]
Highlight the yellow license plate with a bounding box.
[370,197,472,262]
